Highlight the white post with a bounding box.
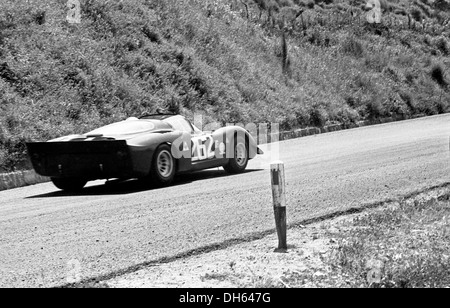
[271,161,287,252]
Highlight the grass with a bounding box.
[279,194,450,288]
[0,0,449,171]
[327,196,450,288]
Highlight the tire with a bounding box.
[149,144,176,187]
[223,137,248,174]
[51,177,87,192]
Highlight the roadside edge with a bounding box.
[0,170,49,192]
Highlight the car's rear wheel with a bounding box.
[223,137,248,174]
[51,177,87,192]
[149,144,176,186]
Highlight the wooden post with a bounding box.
[271,161,287,253]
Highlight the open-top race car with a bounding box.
[26,114,263,191]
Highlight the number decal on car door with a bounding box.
[191,135,215,162]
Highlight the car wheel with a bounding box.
[223,137,248,174]
[150,144,176,186]
[51,177,87,192]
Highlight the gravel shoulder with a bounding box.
[106,218,333,288]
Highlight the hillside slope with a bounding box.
[0,0,449,171]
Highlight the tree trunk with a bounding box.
[240,0,249,19]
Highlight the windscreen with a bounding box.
[87,119,171,136]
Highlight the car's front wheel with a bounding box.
[223,137,248,174]
[149,144,176,186]
[51,177,87,192]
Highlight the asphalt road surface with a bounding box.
[1,115,449,287]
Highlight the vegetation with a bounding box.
[0,0,449,171]
[323,195,450,288]
[268,193,450,288]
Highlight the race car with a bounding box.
[26,114,263,191]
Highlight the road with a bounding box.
[0,114,449,287]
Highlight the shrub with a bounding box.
[344,95,360,109]
[33,10,46,25]
[410,7,423,22]
[434,36,449,55]
[336,106,360,126]
[430,62,447,88]
[399,91,416,112]
[306,28,322,46]
[436,100,448,114]
[341,35,364,58]
[310,105,328,127]
[389,95,409,118]
[366,95,385,119]
[255,0,269,11]
[294,105,311,127]
[306,1,315,9]
[142,25,161,44]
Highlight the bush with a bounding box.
[33,10,46,25]
[142,25,161,44]
[341,35,364,58]
[310,105,328,127]
[434,36,449,55]
[399,91,416,112]
[336,106,360,126]
[430,62,447,88]
[410,7,424,22]
[366,96,385,119]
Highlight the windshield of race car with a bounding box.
[87,118,172,136]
